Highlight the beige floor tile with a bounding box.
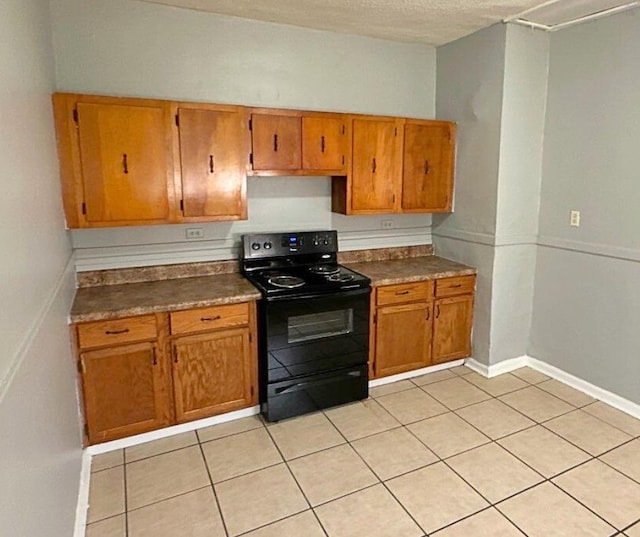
[626,522,640,536]
[386,462,489,534]
[202,427,282,482]
[463,372,528,397]
[215,464,308,536]
[582,402,640,436]
[553,459,640,530]
[448,365,475,376]
[377,387,448,424]
[87,466,125,523]
[408,412,490,459]
[267,412,344,460]
[242,511,325,537]
[351,427,437,480]
[498,482,615,537]
[325,399,400,441]
[411,369,457,386]
[447,443,543,503]
[197,415,264,443]
[288,444,378,506]
[125,431,198,463]
[510,367,550,384]
[86,515,126,537]
[545,410,632,456]
[601,439,640,482]
[422,377,491,410]
[315,484,423,537]
[370,379,415,398]
[537,379,596,407]
[456,399,535,440]
[126,445,210,510]
[431,507,524,536]
[127,487,225,537]
[91,450,124,473]
[499,386,573,422]
[498,425,591,478]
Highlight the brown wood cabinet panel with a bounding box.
[172,328,253,423]
[77,102,171,223]
[80,341,171,443]
[402,121,455,213]
[435,275,476,298]
[251,114,301,170]
[376,281,433,307]
[351,118,401,212]
[302,116,347,171]
[169,303,250,336]
[177,107,247,219]
[433,295,474,364]
[77,315,157,350]
[375,302,432,378]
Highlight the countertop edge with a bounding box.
[367,268,477,287]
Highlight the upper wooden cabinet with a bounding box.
[175,105,249,220]
[249,110,348,175]
[402,120,455,213]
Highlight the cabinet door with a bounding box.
[402,122,455,212]
[351,118,400,212]
[374,302,432,378]
[77,102,171,223]
[172,328,254,423]
[433,295,474,364]
[302,117,347,171]
[251,114,301,170]
[81,342,171,444]
[178,107,247,219]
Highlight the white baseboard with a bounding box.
[466,355,640,422]
[73,450,92,537]
[368,359,465,387]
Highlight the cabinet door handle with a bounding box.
[151,347,157,366]
[426,306,430,321]
[122,154,129,174]
[105,328,129,335]
[209,154,215,173]
[200,315,222,322]
[173,345,179,364]
[273,134,278,152]
[372,158,377,173]
[395,290,410,296]
[424,160,430,175]
[450,284,462,288]
[321,136,326,153]
[436,304,441,319]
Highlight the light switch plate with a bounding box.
[185,228,204,239]
[570,210,581,227]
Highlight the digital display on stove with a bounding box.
[282,235,301,250]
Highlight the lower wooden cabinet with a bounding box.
[371,276,475,379]
[74,303,257,445]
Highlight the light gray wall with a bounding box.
[530,8,640,403]
[434,23,507,364]
[0,0,82,535]
[49,0,437,269]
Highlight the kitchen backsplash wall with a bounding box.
[50,0,437,271]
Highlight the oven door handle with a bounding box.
[265,287,370,302]
[273,370,364,395]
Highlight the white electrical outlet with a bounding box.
[185,228,204,240]
[570,210,581,227]
[381,220,394,230]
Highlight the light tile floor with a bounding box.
[86,366,640,537]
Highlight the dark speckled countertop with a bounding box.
[70,273,261,323]
[345,255,476,287]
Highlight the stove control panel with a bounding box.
[242,230,338,259]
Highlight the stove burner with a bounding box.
[309,265,340,275]
[267,275,306,289]
[327,273,355,283]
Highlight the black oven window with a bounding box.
[287,309,354,343]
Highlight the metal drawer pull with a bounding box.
[436,304,441,318]
[424,160,430,174]
[321,136,326,153]
[395,290,410,295]
[209,154,215,173]
[450,284,462,288]
[372,157,377,173]
[151,347,157,366]
[426,307,430,320]
[105,328,130,335]
[201,315,222,322]
[122,154,129,174]
[273,134,278,152]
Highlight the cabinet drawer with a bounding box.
[170,303,249,335]
[376,281,433,306]
[77,315,157,350]
[435,275,476,298]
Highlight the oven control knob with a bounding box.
[251,242,261,251]
[263,241,272,250]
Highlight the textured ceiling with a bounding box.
[137,0,550,45]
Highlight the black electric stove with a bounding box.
[241,230,371,421]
